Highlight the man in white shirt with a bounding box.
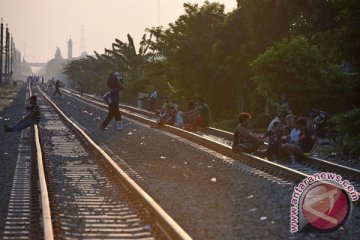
[268,111,287,131]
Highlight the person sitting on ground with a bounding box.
[298,118,313,155]
[175,106,184,129]
[280,113,296,143]
[164,106,177,126]
[307,105,320,128]
[285,113,294,127]
[196,97,211,125]
[281,125,292,144]
[281,118,312,164]
[183,99,197,125]
[4,96,41,132]
[162,96,173,110]
[189,97,211,131]
[156,105,176,126]
[232,112,262,154]
[309,111,328,153]
[267,111,287,132]
[156,108,167,124]
[262,121,283,162]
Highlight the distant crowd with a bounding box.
[154,96,211,132]
[27,75,63,97]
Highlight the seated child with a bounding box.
[232,112,262,154]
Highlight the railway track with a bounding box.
[2,85,192,239]
[62,88,360,189]
[2,85,53,240]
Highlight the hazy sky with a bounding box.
[1,0,237,63]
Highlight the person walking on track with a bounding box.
[101,72,124,130]
[53,80,62,96]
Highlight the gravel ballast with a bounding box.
[42,88,359,240]
[1,85,358,239]
[0,84,27,232]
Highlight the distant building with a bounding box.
[54,47,63,62]
[67,38,73,60]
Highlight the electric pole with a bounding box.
[5,25,9,83]
[0,19,3,84]
[10,35,13,82]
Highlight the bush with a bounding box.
[328,108,360,156]
[250,35,346,115]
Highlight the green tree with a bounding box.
[333,0,360,68]
[250,36,345,115]
[236,0,293,55]
[329,107,360,155]
[149,1,226,115]
[64,33,153,101]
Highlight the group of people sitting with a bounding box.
[155,97,211,131]
[154,92,326,164]
[232,109,327,164]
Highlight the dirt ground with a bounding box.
[0,82,25,112]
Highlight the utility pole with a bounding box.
[10,36,13,82]
[0,18,3,84]
[12,42,16,75]
[5,25,9,83]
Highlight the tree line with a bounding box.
[64,0,360,153]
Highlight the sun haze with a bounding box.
[1,0,237,63]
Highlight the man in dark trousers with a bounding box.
[53,80,62,96]
[101,72,124,130]
[4,96,41,132]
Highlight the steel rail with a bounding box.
[65,88,360,180]
[203,127,360,180]
[60,88,310,181]
[38,86,192,240]
[62,87,360,207]
[29,85,54,240]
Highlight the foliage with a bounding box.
[328,108,360,155]
[61,1,360,154]
[250,36,346,115]
[149,1,227,116]
[237,0,292,55]
[330,0,360,68]
[63,33,153,100]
